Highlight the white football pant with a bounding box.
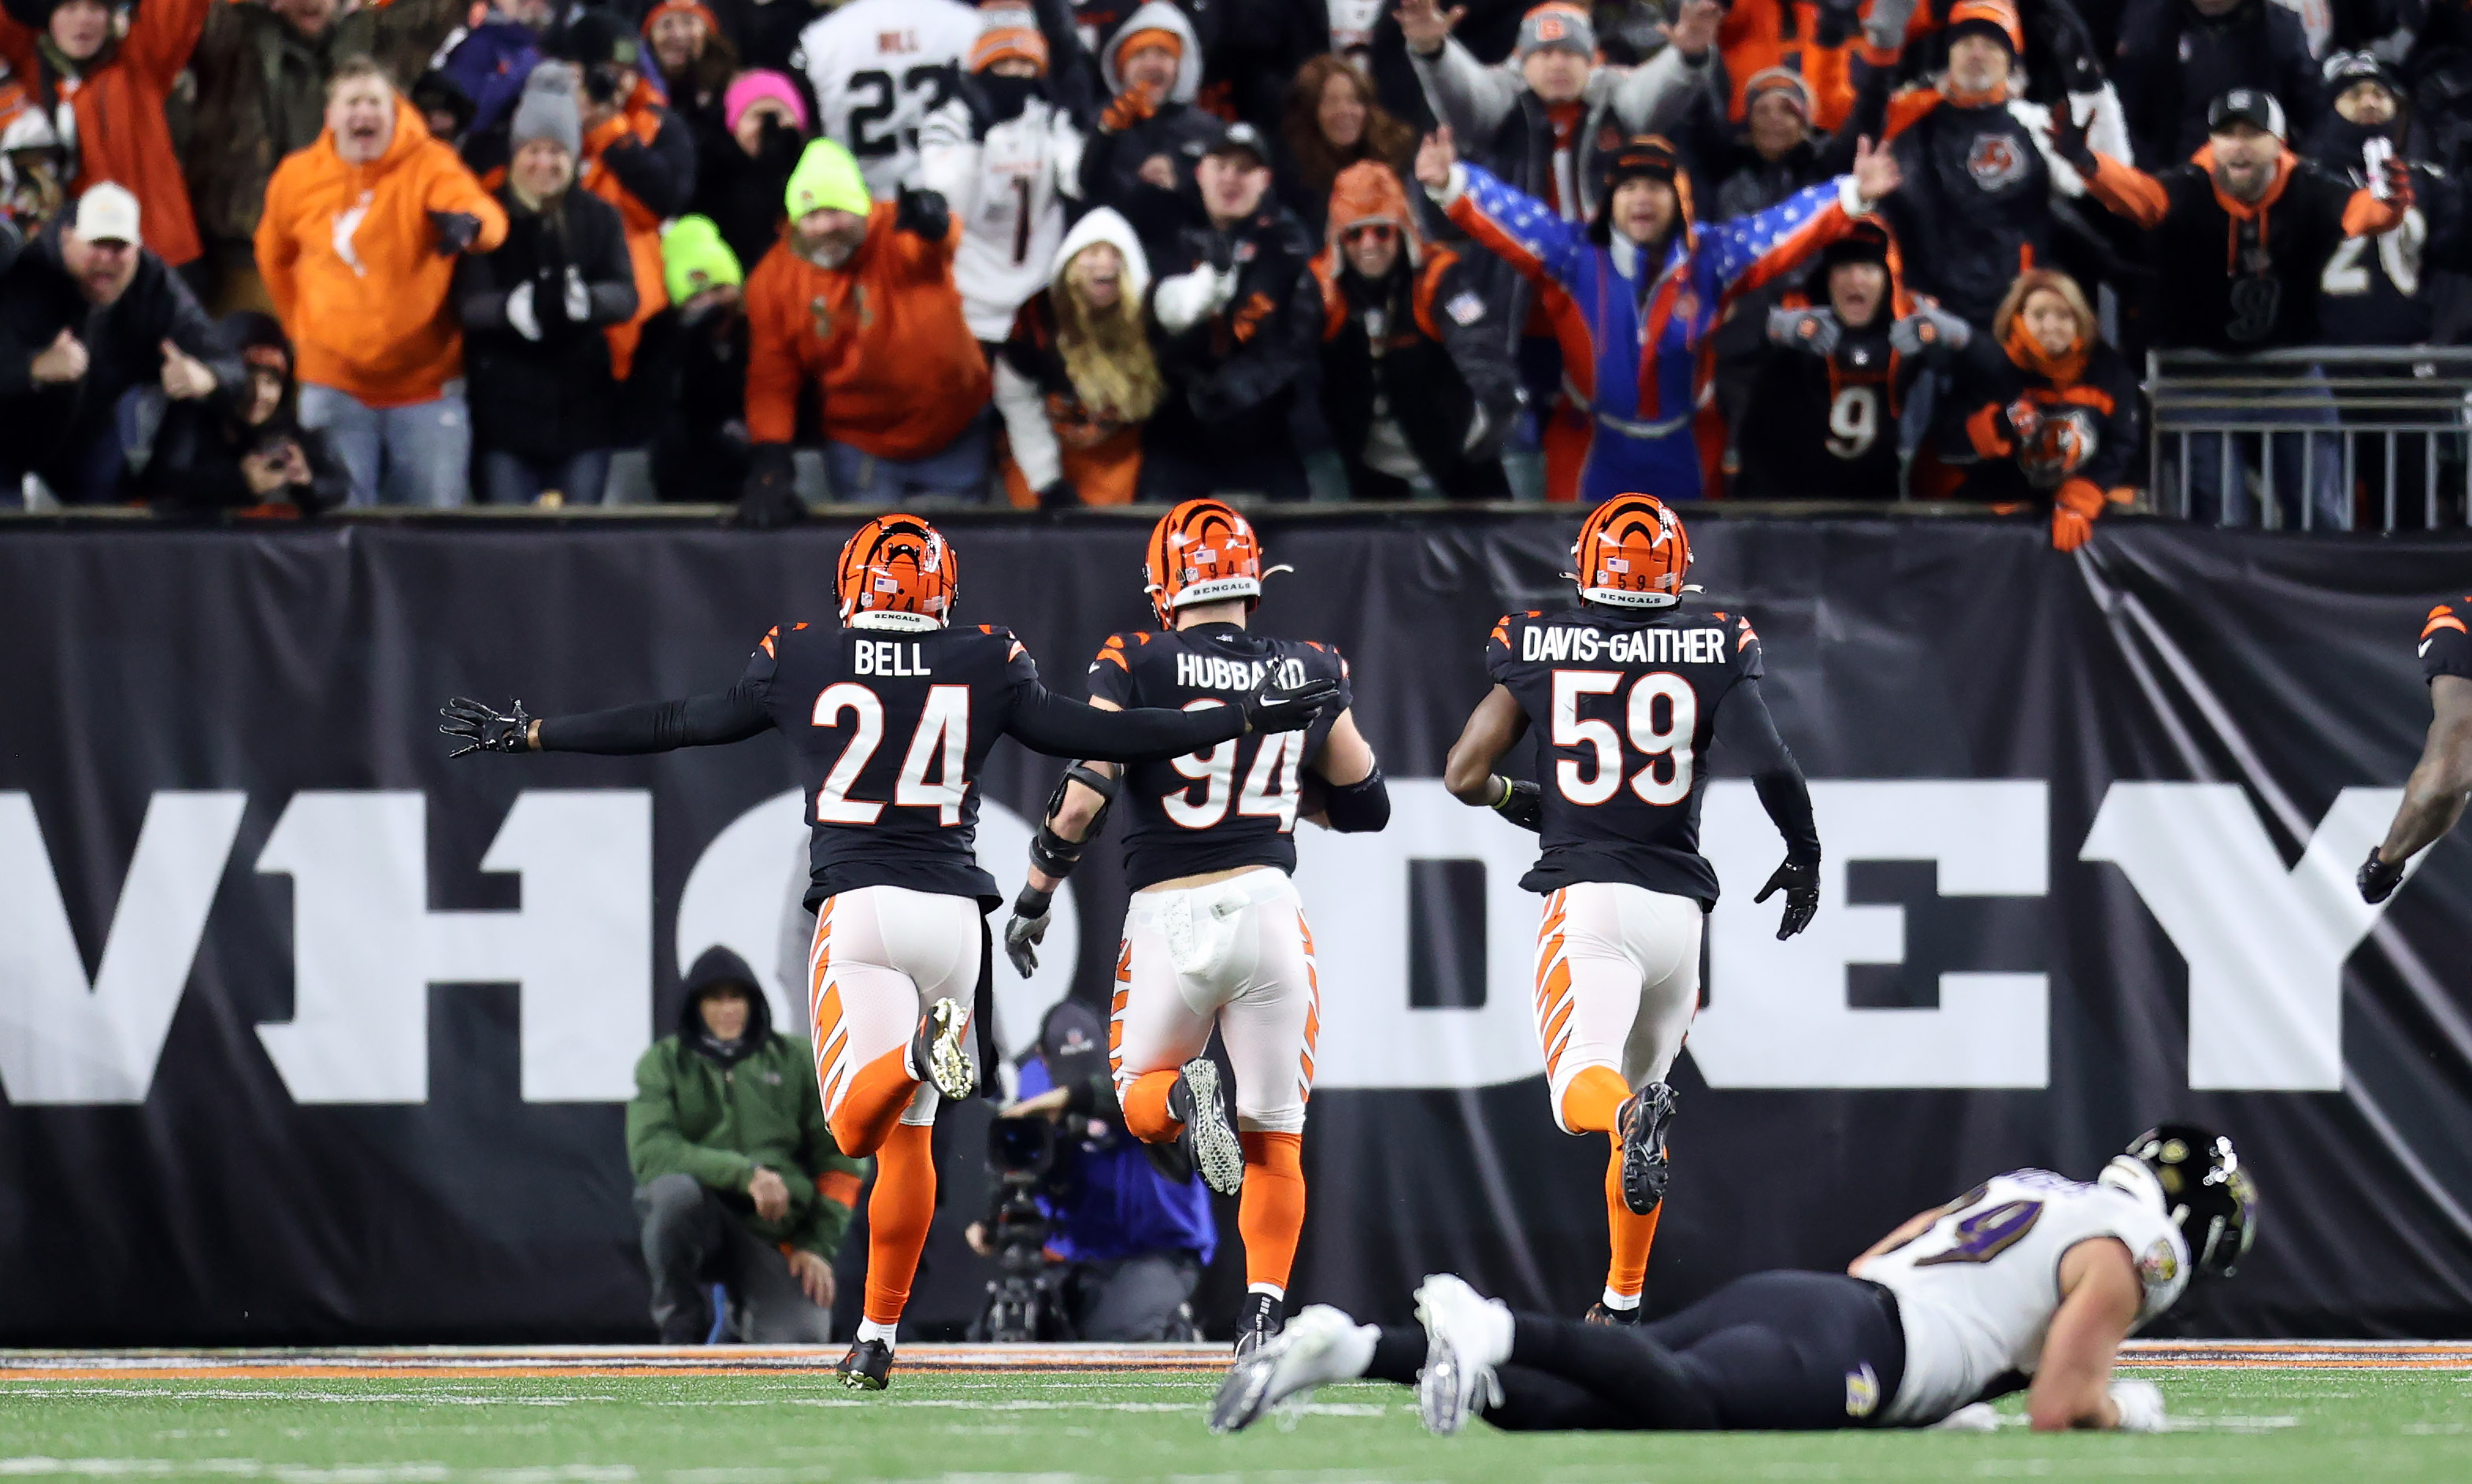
[1533,882,1702,1133]
[808,884,982,1128]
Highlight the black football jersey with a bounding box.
[741,620,1043,909]
[1486,604,1763,904]
[2423,598,2472,683]
[1086,622,1352,893]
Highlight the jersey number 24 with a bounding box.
[812,683,969,826]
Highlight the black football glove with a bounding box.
[1755,857,1821,940]
[1004,884,1054,978]
[440,697,533,758]
[428,209,485,255]
[732,445,805,528]
[895,185,952,242]
[1242,676,1343,733]
[1489,776,1543,831]
[2359,845,2405,904]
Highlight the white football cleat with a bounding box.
[1414,1274,1510,1437]
[1209,1305,1368,1434]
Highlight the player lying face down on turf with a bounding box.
[1213,1125,2257,1436]
[1437,495,1821,1326]
[1001,498,1388,1356]
[438,513,1339,1390]
[2360,595,2472,905]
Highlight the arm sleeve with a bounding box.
[992,357,1064,490]
[584,210,640,324]
[1607,43,1718,135]
[1186,261,1322,422]
[2080,153,2172,229]
[536,637,778,753]
[599,111,698,219]
[1441,162,1591,290]
[2079,356,2142,491]
[255,172,302,328]
[126,0,209,83]
[1411,38,1520,142]
[1006,683,1249,761]
[744,272,802,446]
[1699,176,1859,305]
[165,275,244,392]
[1713,672,1820,864]
[422,154,512,250]
[453,248,512,331]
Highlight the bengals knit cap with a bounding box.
[785,137,872,219]
[970,6,1049,75]
[2208,88,2286,141]
[662,215,743,305]
[1944,0,2024,56]
[1516,2,1594,59]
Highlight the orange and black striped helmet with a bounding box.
[1143,498,1264,626]
[836,513,958,627]
[1571,494,1691,609]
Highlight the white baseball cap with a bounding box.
[72,183,141,246]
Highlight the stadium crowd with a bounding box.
[0,0,2460,538]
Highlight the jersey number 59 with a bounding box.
[812,683,970,826]
[1552,670,1696,808]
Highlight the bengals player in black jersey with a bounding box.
[2360,594,2472,903]
[1002,498,1389,1356]
[1440,494,1822,1326]
[437,513,1337,1390]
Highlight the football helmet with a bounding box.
[1572,494,1692,609]
[1144,498,1265,626]
[837,513,957,628]
[2099,1124,2257,1278]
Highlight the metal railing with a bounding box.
[2148,346,2472,533]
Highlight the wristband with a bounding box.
[1013,883,1054,919]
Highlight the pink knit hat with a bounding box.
[723,70,811,135]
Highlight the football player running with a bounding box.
[1004,498,1388,1356]
[2359,594,2472,903]
[1440,494,1822,1325]
[1213,1125,2255,1437]
[438,514,1336,1390]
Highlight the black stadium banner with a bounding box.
[3,513,2470,1345]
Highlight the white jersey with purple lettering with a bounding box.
[1859,1170,2189,1425]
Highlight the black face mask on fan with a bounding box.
[978,72,1044,125]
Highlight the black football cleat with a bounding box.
[1583,1301,1644,1327]
[1618,1082,1678,1216]
[1233,1290,1285,1357]
[1169,1057,1244,1197]
[907,997,976,1100]
[836,1338,893,1391]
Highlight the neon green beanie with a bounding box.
[661,215,743,304]
[784,138,872,220]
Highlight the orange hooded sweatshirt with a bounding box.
[0,0,209,266]
[744,204,991,460]
[255,98,509,408]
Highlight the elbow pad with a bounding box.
[1029,763,1119,879]
[1321,767,1391,833]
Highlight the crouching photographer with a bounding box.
[967,1001,1217,1342]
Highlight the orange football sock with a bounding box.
[1238,1131,1306,1293]
[1603,1134,1662,1303]
[861,1122,937,1327]
[1121,1070,1184,1144]
[1560,1065,1631,1135]
[829,1044,919,1159]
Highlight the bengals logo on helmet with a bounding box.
[837,513,958,628]
[1571,494,1691,609]
[1144,498,1266,627]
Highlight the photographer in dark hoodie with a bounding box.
[626,946,869,1344]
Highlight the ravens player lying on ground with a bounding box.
[1440,494,1821,1325]
[2361,594,2472,902]
[1005,499,1389,1356]
[438,513,1337,1390]
[1212,1125,2255,1437]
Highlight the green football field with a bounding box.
[2,1365,2468,1483]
